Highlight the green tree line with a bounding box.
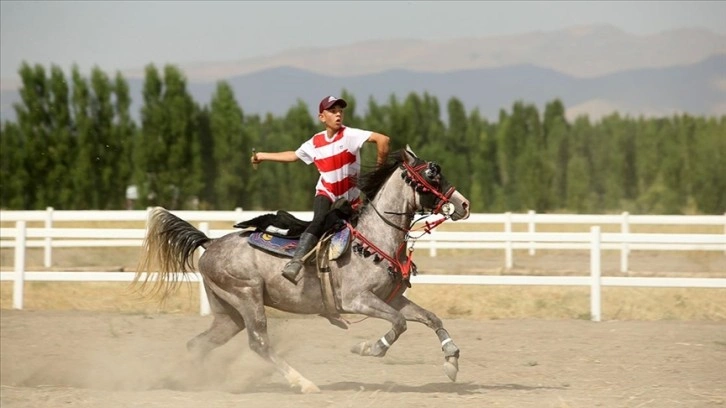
[1,62,724,214]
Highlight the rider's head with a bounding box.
[318,95,347,131]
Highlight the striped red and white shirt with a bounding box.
[295,126,372,203]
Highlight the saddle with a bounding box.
[234,201,355,329]
[245,227,351,260]
[234,198,355,260]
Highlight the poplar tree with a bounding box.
[517,103,551,211]
[160,65,202,209]
[567,117,596,212]
[15,63,51,209]
[46,65,74,208]
[691,116,726,213]
[255,112,286,209]
[70,65,97,209]
[196,106,215,208]
[279,101,318,209]
[137,64,165,207]
[0,122,27,208]
[209,81,248,209]
[443,97,471,199]
[90,67,121,209]
[361,96,391,167]
[543,99,570,210]
[113,72,137,209]
[137,64,202,209]
[495,110,517,209]
[634,117,664,212]
[463,109,497,212]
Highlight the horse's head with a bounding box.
[399,145,470,221]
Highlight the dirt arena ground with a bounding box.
[1,243,725,407]
[1,310,725,408]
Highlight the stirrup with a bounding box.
[282,260,303,284]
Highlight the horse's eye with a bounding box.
[424,162,440,179]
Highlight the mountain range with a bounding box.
[1,25,724,122]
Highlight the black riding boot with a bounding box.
[282,232,318,284]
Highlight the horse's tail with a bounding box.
[133,206,212,302]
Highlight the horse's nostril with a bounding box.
[461,201,471,219]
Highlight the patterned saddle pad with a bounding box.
[248,227,351,260]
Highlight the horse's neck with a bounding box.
[356,176,413,253]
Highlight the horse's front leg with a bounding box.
[343,290,406,358]
[388,294,460,382]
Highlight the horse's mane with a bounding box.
[358,149,407,201]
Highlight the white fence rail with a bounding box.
[2,209,725,321]
[2,207,725,270]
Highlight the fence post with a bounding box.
[429,232,437,257]
[13,221,27,310]
[44,207,54,268]
[197,222,211,316]
[505,212,513,269]
[528,210,536,256]
[590,226,602,322]
[621,211,630,273]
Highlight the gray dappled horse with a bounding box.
[134,146,471,393]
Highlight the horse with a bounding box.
[133,145,471,393]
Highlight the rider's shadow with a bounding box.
[319,380,565,394]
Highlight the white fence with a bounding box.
[1,208,725,321]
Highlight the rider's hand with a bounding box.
[251,152,261,165]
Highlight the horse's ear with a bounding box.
[403,145,418,165]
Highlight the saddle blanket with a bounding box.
[248,228,351,260]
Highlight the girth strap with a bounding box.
[316,232,341,316]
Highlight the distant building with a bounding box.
[125,185,138,210]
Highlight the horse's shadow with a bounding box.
[223,380,564,395]
[320,380,564,394]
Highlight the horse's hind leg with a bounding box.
[186,284,245,361]
[389,295,460,381]
[219,277,320,394]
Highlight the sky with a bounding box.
[1,1,725,83]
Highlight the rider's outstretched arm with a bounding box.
[251,151,299,165]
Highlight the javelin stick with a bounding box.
[252,148,258,170]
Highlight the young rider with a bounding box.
[250,95,390,284]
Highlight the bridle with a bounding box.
[345,158,458,302]
[401,160,456,218]
[362,159,457,233]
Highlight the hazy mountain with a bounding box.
[122,24,726,81]
[176,54,726,122]
[1,54,724,123]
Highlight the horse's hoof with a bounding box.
[300,381,321,394]
[350,341,369,355]
[443,356,458,382]
[320,314,349,330]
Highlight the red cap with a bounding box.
[318,95,348,113]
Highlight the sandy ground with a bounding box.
[1,242,724,407]
[1,310,725,408]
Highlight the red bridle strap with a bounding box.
[401,161,456,215]
[345,221,416,303]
